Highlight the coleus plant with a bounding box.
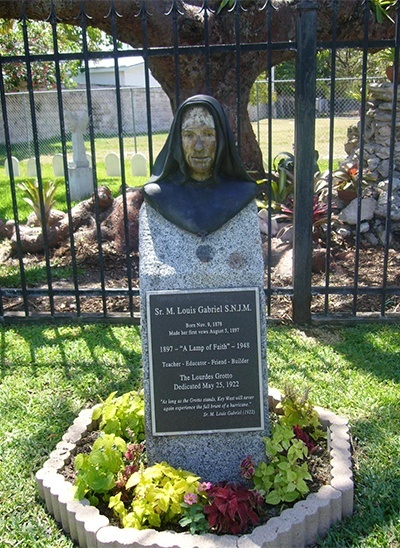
[113,461,204,530]
[203,482,263,535]
[247,386,326,505]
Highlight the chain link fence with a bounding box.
[0,86,173,167]
[251,77,363,119]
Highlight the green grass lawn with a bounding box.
[255,116,356,173]
[0,323,399,546]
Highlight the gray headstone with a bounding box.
[139,201,268,483]
[5,156,20,177]
[27,157,37,177]
[131,153,148,177]
[105,152,121,177]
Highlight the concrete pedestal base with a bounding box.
[68,164,93,201]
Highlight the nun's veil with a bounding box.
[149,95,255,186]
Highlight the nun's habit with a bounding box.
[143,95,259,236]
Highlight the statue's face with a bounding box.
[181,106,216,181]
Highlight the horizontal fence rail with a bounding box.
[0,0,399,324]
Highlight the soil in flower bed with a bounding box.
[60,426,331,535]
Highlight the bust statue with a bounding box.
[143,95,259,236]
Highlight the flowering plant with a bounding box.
[179,483,211,534]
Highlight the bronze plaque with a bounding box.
[147,288,264,435]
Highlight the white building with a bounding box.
[73,56,161,88]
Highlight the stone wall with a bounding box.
[0,87,174,146]
[340,82,400,243]
[348,82,400,180]
[2,87,264,149]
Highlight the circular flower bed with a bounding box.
[36,388,353,547]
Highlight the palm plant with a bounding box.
[18,178,59,225]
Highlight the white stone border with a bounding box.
[36,388,353,548]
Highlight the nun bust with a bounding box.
[143,95,259,237]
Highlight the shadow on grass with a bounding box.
[0,323,143,475]
[270,325,400,386]
[0,323,142,395]
[267,325,400,543]
[331,324,400,384]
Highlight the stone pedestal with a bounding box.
[139,201,269,483]
[68,164,93,201]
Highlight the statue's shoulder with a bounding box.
[144,178,180,198]
[143,181,162,197]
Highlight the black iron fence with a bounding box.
[0,0,399,324]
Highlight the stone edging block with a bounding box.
[36,391,354,548]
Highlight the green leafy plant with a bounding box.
[376,47,400,81]
[74,391,146,506]
[217,0,236,14]
[17,178,59,224]
[249,385,326,506]
[74,433,127,505]
[252,423,312,505]
[203,482,263,535]
[258,151,320,213]
[369,0,395,23]
[378,47,397,64]
[277,384,326,441]
[262,152,295,212]
[115,462,202,529]
[73,387,326,534]
[92,390,145,441]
